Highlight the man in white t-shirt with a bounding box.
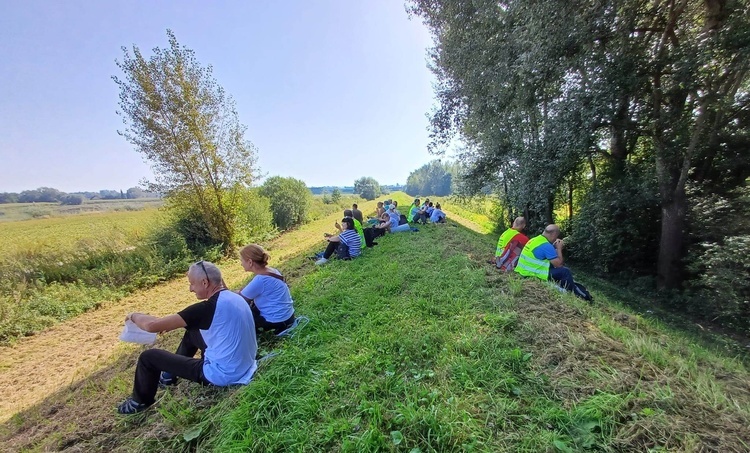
[117,261,257,414]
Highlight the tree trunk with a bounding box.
[657,189,687,289]
[567,178,574,221]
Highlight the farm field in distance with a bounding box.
[0,199,164,256]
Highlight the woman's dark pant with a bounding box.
[251,304,296,335]
[549,266,575,291]
[132,329,211,405]
[323,241,350,259]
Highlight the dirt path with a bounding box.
[0,201,378,424]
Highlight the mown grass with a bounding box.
[2,192,749,452]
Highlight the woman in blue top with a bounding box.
[239,244,296,335]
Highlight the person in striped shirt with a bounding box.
[315,217,362,265]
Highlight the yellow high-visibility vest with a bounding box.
[515,235,552,281]
[495,228,518,256]
[353,218,365,243]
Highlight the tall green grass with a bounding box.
[126,223,647,452]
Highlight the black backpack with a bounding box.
[572,282,593,302]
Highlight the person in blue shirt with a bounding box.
[238,244,295,335]
[430,203,446,223]
[425,201,435,217]
[515,224,575,290]
[117,261,257,414]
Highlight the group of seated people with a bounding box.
[117,244,295,414]
[117,199,447,414]
[314,199,447,264]
[492,217,581,297]
[407,198,446,224]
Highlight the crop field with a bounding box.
[0,207,165,256]
[0,198,164,222]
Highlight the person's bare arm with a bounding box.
[127,313,186,333]
[327,235,341,243]
[550,239,564,267]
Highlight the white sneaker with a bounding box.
[315,257,328,265]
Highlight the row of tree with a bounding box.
[0,187,159,204]
[405,160,459,196]
[409,1,750,327]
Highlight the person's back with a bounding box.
[240,268,294,324]
[186,290,257,385]
[353,218,365,244]
[351,205,364,224]
[515,235,553,279]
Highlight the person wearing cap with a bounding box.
[515,224,574,290]
[316,217,362,265]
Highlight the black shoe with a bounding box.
[158,372,178,388]
[371,241,378,246]
[117,397,150,415]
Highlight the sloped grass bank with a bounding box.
[2,195,749,452]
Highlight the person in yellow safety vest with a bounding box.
[342,209,365,245]
[493,217,529,270]
[515,224,575,290]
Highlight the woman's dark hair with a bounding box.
[341,217,355,230]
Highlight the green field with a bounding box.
[0,206,164,256]
[0,198,163,222]
[1,193,747,452]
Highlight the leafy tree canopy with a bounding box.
[354,177,382,201]
[113,30,259,251]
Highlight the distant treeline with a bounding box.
[309,184,404,195]
[0,187,161,204]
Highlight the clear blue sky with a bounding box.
[0,1,437,193]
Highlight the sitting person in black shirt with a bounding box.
[117,261,258,415]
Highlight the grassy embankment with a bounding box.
[1,192,748,452]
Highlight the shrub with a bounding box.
[235,188,276,244]
[260,176,312,230]
[687,236,750,330]
[569,170,660,274]
[60,195,84,205]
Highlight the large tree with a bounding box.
[354,177,382,201]
[113,30,258,250]
[410,0,750,289]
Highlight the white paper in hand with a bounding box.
[120,319,157,344]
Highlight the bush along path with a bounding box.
[1,193,749,452]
